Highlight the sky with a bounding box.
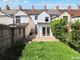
[0,0,80,9]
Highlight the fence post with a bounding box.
[23,28,25,38]
[11,28,14,47]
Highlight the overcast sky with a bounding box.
[0,0,80,9]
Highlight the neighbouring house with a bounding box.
[0,6,35,38]
[0,5,80,38]
[54,6,80,23]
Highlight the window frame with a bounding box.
[45,17,49,22]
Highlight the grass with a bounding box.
[19,41,80,60]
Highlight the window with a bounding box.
[63,16,68,20]
[42,27,46,36]
[45,17,49,22]
[16,16,20,23]
[35,15,38,20]
[47,27,50,36]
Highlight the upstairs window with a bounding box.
[16,16,20,23]
[63,16,68,20]
[35,15,38,20]
[45,17,49,22]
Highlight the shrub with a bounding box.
[50,19,69,44]
[50,19,80,52]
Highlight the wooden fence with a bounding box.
[0,24,25,54]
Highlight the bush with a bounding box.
[50,19,69,44]
[50,19,80,52]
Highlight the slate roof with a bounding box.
[0,9,80,18]
[59,9,80,18]
[1,9,19,15]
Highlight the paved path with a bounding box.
[32,36,58,42]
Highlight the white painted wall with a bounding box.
[15,11,27,16]
[38,11,50,23]
[59,12,71,22]
[37,24,52,37]
[30,15,38,24]
[15,10,30,23]
[0,11,13,25]
[72,17,80,23]
[0,16,13,25]
[20,16,29,23]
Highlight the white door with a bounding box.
[42,27,50,36]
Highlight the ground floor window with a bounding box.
[42,27,50,36]
[42,27,46,36]
[47,27,50,36]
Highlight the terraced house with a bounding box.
[0,5,80,38]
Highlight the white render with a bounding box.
[15,10,35,37]
[30,15,38,24]
[15,10,30,23]
[36,11,52,37]
[38,11,50,23]
[0,11,13,25]
[59,12,71,22]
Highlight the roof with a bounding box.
[1,9,19,15]
[0,9,80,18]
[24,9,61,15]
[9,23,29,28]
[24,9,43,15]
[59,9,80,18]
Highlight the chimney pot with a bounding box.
[67,6,71,11]
[44,5,47,11]
[19,5,22,10]
[56,5,59,10]
[6,5,10,10]
[78,5,80,10]
[32,5,34,11]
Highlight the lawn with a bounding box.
[19,41,80,60]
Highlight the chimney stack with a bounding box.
[0,7,1,11]
[32,5,34,11]
[6,5,10,10]
[67,6,72,11]
[19,5,22,10]
[56,5,59,10]
[44,5,47,11]
[78,5,80,10]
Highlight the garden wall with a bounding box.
[0,24,24,54]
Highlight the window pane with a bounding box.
[63,16,68,20]
[35,15,38,20]
[45,17,49,22]
[47,27,50,36]
[16,16,20,23]
[42,27,45,36]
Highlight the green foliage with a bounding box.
[19,42,80,60]
[50,19,80,52]
[70,21,80,51]
[50,19,68,43]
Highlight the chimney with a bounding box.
[6,5,10,10]
[0,7,1,11]
[19,5,22,10]
[32,5,34,11]
[56,5,59,10]
[44,5,47,11]
[78,5,80,10]
[67,6,71,11]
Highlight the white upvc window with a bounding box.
[45,17,49,22]
[16,16,20,23]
